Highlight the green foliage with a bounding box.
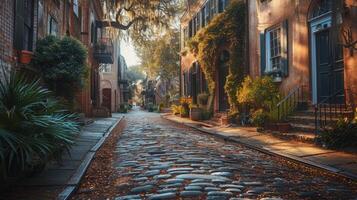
[147,103,154,112]
[158,103,165,112]
[32,36,88,103]
[171,104,181,115]
[0,69,79,179]
[188,0,247,112]
[237,76,279,126]
[319,119,357,149]
[251,109,269,127]
[136,29,180,81]
[201,109,213,120]
[180,101,190,118]
[237,76,279,111]
[127,65,145,83]
[118,104,128,113]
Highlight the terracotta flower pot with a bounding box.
[19,50,33,64]
[190,107,202,121]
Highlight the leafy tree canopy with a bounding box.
[32,36,88,102]
[101,0,184,44]
[136,28,180,80]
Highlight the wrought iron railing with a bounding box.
[94,38,114,64]
[270,85,306,122]
[314,89,353,133]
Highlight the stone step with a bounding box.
[290,123,316,133]
[287,114,339,124]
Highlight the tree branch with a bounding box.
[96,17,144,30]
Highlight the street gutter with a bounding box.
[57,116,125,200]
[162,115,357,182]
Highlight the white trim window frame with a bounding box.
[265,26,282,73]
[73,0,79,17]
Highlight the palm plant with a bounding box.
[0,66,80,179]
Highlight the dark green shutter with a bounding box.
[260,32,266,75]
[281,20,289,77]
[14,0,25,50]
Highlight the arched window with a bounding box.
[310,0,332,19]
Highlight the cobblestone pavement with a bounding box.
[114,110,356,200]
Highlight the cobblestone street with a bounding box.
[74,109,357,200]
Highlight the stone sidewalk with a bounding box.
[162,114,357,180]
[1,114,123,200]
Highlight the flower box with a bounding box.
[19,50,33,64]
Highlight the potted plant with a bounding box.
[190,104,202,121]
[19,50,33,64]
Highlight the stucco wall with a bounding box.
[343,0,357,105]
[249,0,357,106]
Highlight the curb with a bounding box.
[162,115,357,182]
[57,116,125,200]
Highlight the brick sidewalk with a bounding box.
[1,114,123,200]
[163,114,357,180]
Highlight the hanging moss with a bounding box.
[188,0,246,112]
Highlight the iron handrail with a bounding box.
[271,85,306,121]
[314,89,352,133]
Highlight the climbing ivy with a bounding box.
[188,0,246,112]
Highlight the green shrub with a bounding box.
[32,36,88,104]
[237,76,279,111]
[237,76,279,126]
[201,109,212,120]
[180,103,189,117]
[319,119,357,149]
[158,103,165,112]
[198,93,209,107]
[118,104,128,113]
[0,69,79,179]
[251,109,269,127]
[171,104,180,115]
[147,103,154,112]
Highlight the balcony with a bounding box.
[94,38,114,64]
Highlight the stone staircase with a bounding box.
[287,103,353,133]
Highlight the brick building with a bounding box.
[180,0,231,113]
[248,0,357,132]
[0,0,114,117]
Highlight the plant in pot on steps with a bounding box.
[0,67,79,183]
[179,98,191,118]
[189,104,202,121]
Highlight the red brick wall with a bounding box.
[0,0,15,66]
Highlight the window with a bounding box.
[101,64,112,73]
[91,22,97,44]
[266,27,281,72]
[260,21,288,76]
[201,7,206,27]
[193,16,196,35]
[189,20,193,38]
[311,0,332,19]
[23,0,34,50]
[48,15,58,36]
[73,0,79,16]
[205,3,210,23]
[195,14,200,33]
[210,0,217,17]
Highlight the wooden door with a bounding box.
[102,88,111,111]
[316,29,344,103]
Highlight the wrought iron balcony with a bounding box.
[94,38,114,64]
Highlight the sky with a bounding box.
[120,39,141,68]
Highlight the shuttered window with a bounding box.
[261,20,289,77]
[14,0,34,51]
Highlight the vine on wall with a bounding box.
[188,0,246,112]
